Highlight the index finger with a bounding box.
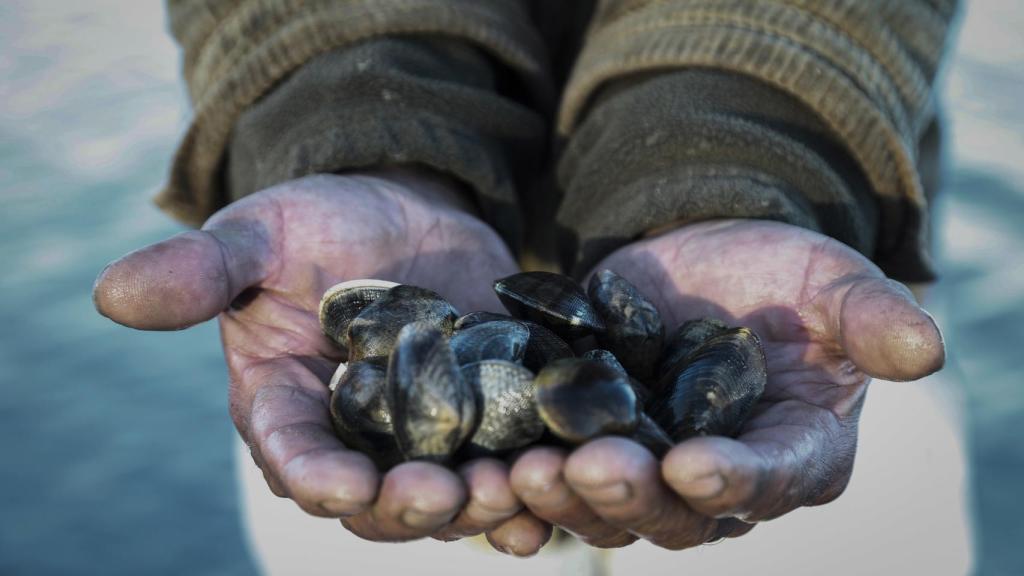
[662,396,861,522]
[240,357,380,517]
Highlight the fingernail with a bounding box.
[677,472,725,499]
[401,508,453,529]
[577,482,632,506]
[319,498,361,517]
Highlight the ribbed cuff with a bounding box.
[159,0,549,227]
[557,0,958,280]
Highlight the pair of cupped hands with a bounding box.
[94,168,944,556]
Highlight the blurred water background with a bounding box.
[0,1,1021,575]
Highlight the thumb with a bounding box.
[93,214,275,331]
[824,275,945,381]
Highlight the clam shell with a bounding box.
[535,358,639,444]
[450,320,530,366]
[521,320,574,372]
[347,285,457,362]
[581,348,626,373]
[454,311,515,331]
[587,269,664,380]
[493,272,604,340]
[649,327,767,441]
[329,358,402,469]
[658,317,730,379]
[386,322,477,462]
[319,279,398,353]
[632,414,673,458]
[461,360,543,456]
[582,348,651,407]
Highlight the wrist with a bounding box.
[347,165,482,220]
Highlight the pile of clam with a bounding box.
[319,271,766,469]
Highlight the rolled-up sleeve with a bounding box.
[160,0,552,254]
[555,0,960,281]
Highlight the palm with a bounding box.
[507,219,943,551]
[596,219,942,519]
[96,172,538,549]
[215,174,515,388]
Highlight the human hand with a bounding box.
[93,169,549,553]
[509,219,945,549]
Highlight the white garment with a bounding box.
[238,374,971,576]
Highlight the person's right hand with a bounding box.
[93,169,551,556]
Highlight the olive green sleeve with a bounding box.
[159,0,551,254]
[555,0,959,281]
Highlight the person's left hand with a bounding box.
[508,219,945,549]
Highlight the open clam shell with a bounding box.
[461,360,542,456]
[649,327,767,441]
[386,322,477,462]
[535,358,639,444]
[347,285,457,362]
[319,279,398,353]
[587,269,664,380]
[494,272,604,341]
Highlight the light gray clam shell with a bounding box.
[649,327,767,441]
[347,285,458,362]
[319,279,398,353]
[386,322,477,462]
[450,320,530,366]
[461,360,543,456]
[587,269,664,381]
[493,272,605,341]
[329,358,402,469]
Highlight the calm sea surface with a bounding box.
[0,1,1021,575]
